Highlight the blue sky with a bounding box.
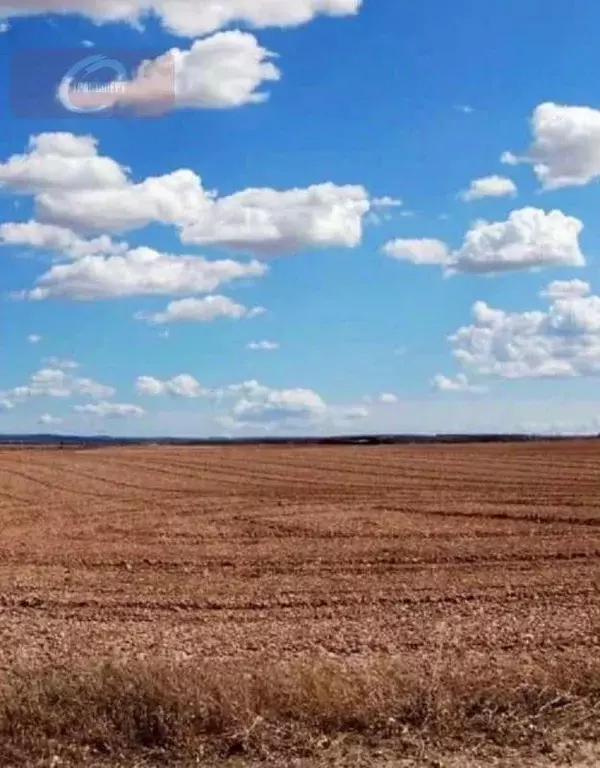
[2,0,600,436]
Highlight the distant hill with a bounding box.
[0,433,597,447]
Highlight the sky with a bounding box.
[2,0,600,437]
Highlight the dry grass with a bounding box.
[1,652,599,765]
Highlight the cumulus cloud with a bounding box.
[136,296,265,325]
[136,373,330,431]
[74,402,145,419]
[58,32,281,114]
[379,392,398,404]
[27,334,41,344]
[179,183,371,255]
[0,366,115,409]
[2,134,374,256]
[383,208,585,274]
[452,208,584,273]
[383,238,449,265]
[247,340,279,351]
[39,414,63,427]
[449,285,600,379]
[230,385,328,428]
[0,0,362,37]
[135,376,168,397]
[36,167,213,234]
[0,220,125,259]
[0,133,127,194]
[504,103,600,189]
[221,379,329,430]
[431,374,488,394]
[459,175,517,201]
[24,247,267,301]
[541,280,591,300]
[135,374,207,399]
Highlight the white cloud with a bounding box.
[136,295,265,325]
[39,414,63,427]
[0,220,125,259]
[179,183,371,255]
[135,376,167,397]
[383,208,585,274]
[541,280,591,300]
[371,196,403,209]
[223,380,271,396]
[163,374,206,398]
[452,208,584,273]
[137,376,333,432]
[247,340,279,351]
[135,374,207,399]
[335,406,369,423]
[0,367,115,409]
[0,20,9,32]
[0,0,362,37]
[518,418,600,437]
[0,133,127,194]
[431,373,488,394]
[36,168,213,234]
[383,238,449,265]
[367,196,404,226]
[27,334,41,344]
[230,385,328,428]
[144,377,329,431]
[379,392,398,404]
[58,32,281,114]
[455,104,475,114]
[24,247,267,301]
[74,402,145,419]
[459,175,517,201]
[43,358,79,370]
[500,151,519,167]
[2,134,373,256]
[505,103,600,189]
[449,285,600,379]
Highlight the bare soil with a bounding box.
[0,442,598,765]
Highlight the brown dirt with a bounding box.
[0,442,599,765]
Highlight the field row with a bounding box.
[0,442,598,670]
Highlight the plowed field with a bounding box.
[0,441,598,669]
